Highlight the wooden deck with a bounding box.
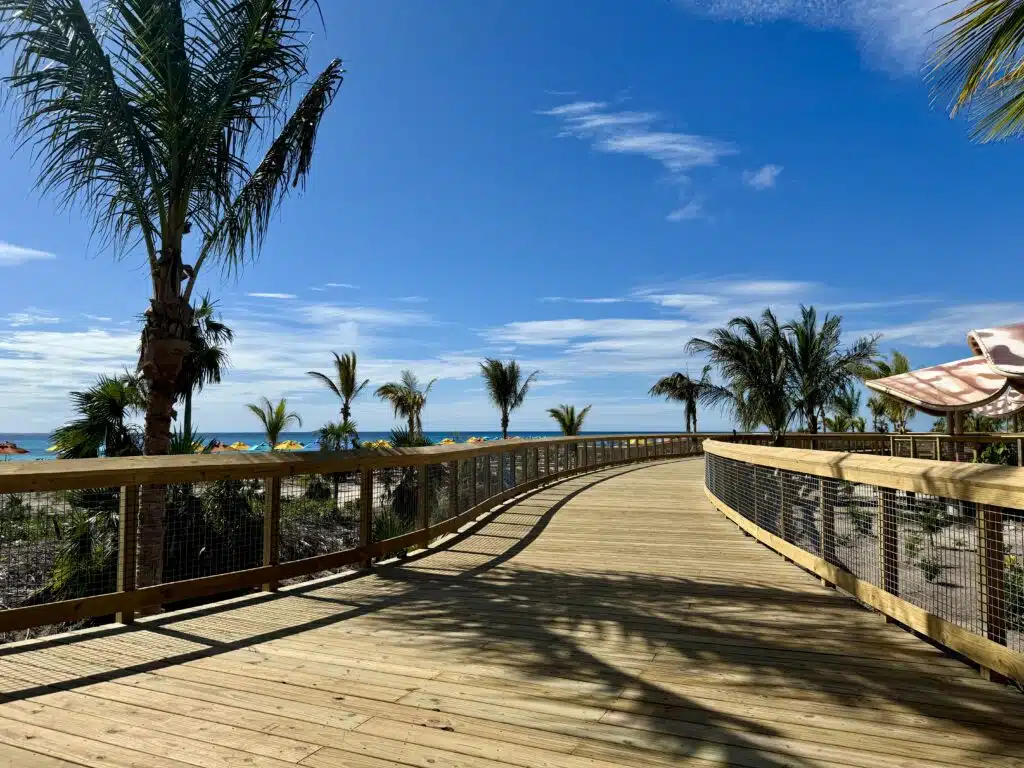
[0,458,1022,767]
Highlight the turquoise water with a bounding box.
[0,430,669,462]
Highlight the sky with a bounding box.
[0,0,1020,435]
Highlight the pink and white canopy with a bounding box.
[865,323,1024,419]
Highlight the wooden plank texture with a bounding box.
[0,459,1021,767]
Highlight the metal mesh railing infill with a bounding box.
[705,451,1023,654]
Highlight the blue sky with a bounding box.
[0,0,1019,434]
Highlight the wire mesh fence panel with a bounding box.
[0,485,122,639]
[160,479,265,586]
[278,472,360,582]
[428,462,454,526]
[706,452,1024,653]
[370,465,416,550]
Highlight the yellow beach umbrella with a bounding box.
[46,445,59,452]
[274,440,305,451]
[228,441,250,451]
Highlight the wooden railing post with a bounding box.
[910,436,918,459]
[448,461,460,520]
[470,457,478,507]
[878,488,899,596]
[418,464,429,534]
[820,478,837,569]
[778,471,790,540]
[116,484,139,625]
[978,505,1007,649]
[262,477,282,592]
[1018,438,1023,468]
[359,467,373,567]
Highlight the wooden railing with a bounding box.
[703,439,1024,684]
[0,433,704,638]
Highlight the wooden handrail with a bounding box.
[0,434,703,636]
[702,439,1024,684]
[704,439,1024,508]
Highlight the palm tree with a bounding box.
[864,351,915,433]
[247,397,302,449]
[648,366,711,432]
[177,296,233,441]
[307,352,369,426]
[315,420,359,452]
[780,306,878,434]
[51,374,146,459]
[0,2,343,592]
[867,395,889,434]
[375,371,436,435]
[687,311,794,446]
[547,405,592,436]
[931,0,1024,142]
[480,359,540,440]
[825,383,866,433]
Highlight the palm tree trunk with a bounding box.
[806,407,818,434]
[408,415,416,435]
[137,275,192,594]
[501,412,509,440]
[183,389,193,439]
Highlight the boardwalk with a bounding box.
[0,458,1022,767]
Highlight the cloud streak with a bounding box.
[675,0,968,72]
[743,164,783,190]
[0,242,56,266]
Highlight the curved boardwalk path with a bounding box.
[0,458,1022,767]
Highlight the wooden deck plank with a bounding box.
[0,459,1022,767]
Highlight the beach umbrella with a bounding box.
[0,443,29,455]
[228,441,250,451]
[274,440,305,451]
[46,445,59,452]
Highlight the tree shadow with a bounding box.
[0,460,1021,766]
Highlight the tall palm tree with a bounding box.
[780,306,878,434]
[247,397,302,449]
[315,420,359,452]
[177,295,233,441]
[307,352,369,425]
[825,382,866,433]
[0,2,343,591]
[864,351,915,433]
[375,371,436,435]
[547,405,592,436]
[51,374,146,459]
[931,0,1024,142]
[648,366,711,433]
[686,311,794,446]
[480,359,540,439]
[867,395,889,434]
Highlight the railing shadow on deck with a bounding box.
[0,459,1022,765]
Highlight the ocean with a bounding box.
[0,430,661,462]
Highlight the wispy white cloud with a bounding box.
[396,296,428,303]
[540,100,735,179]
[82,314,113,323]
[674,0,968,73]
[247,292,297,300]
[722,280,813,296]
[325,282,358,289]
[0,242,56,266]
[666,201,704,222]
[4,309,61,327]
[302,304,432,327]
[540,296,628,305]
[854,303,1024,348]
[743,164,783,190]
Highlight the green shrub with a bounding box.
[904,533,923,561]
[1007,555,1024,630]
[919,555,942,583]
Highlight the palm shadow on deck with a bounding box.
[0,460,1022,766]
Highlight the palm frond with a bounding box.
[931,0,1024,141]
